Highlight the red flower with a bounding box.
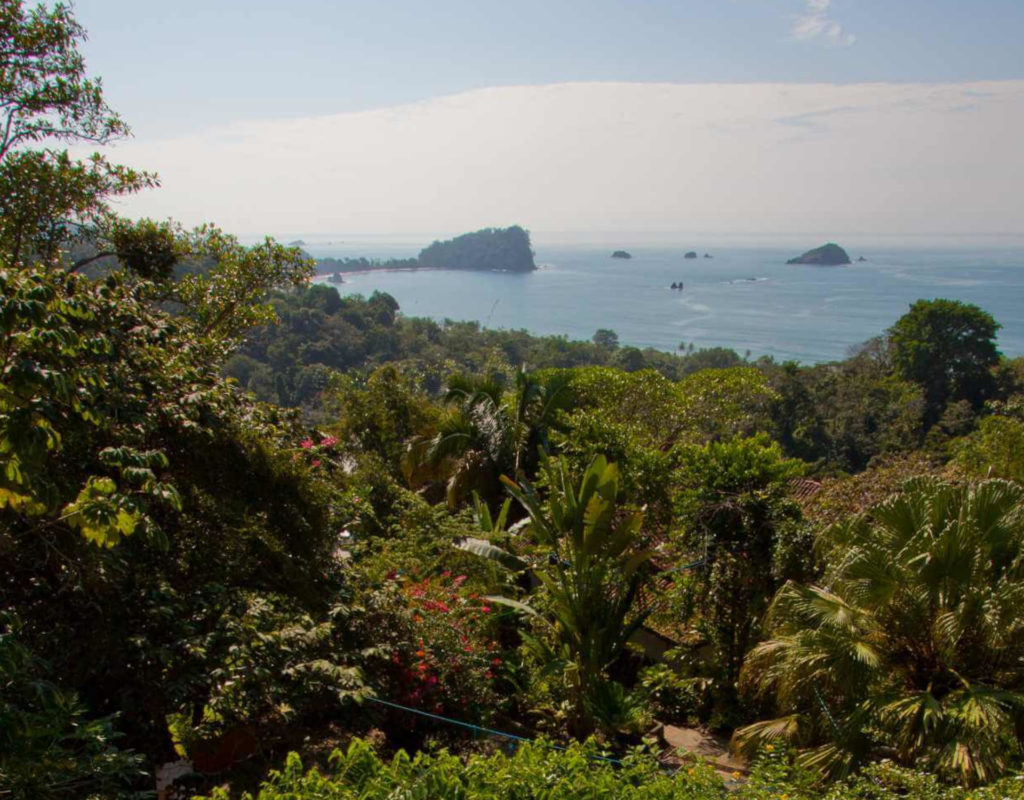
[320,435,338,448]
[300,438,314,449]
[311,459,321,467]
[481,605,491,614]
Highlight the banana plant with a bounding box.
[463,455,656,737]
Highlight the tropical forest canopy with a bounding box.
[3,3,1024,799]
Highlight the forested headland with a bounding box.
[4,3,1024,799]
[316,226,536,275]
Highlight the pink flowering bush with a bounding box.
[295,433,340,470]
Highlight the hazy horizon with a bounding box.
[91,79,1024,246]
[254,230,1024,252]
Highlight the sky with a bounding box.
[73,0,1024,241]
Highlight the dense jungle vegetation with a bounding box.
[3,3,1024,798]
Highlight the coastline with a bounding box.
[316,265,537,276]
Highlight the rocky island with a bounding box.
[418,225,536,272]
[684,251,698,259]
[316,225,536,274]
[611,250,632,259]
[787,243,851,266]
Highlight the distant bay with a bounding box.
[308,242,1024,364]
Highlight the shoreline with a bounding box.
[315,266,538,277]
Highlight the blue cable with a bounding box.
[365,696,624,766]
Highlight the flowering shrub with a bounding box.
[295,433,340,470]
[360,570,508,725]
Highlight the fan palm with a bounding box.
[735,478,1024,785]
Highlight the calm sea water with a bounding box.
[306,242,1024,365]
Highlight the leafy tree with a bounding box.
[0,0,127,160]
[0,612,147,799]
[953,397,1024,481]
[889,299,1001,425]
[612,345,646,372]
[592,328,619,349]
[767,345,924,472]
[0,0,158,266]
[672,436,806,721]
[674,367,776,441]
[324,365,436,475]
[737,478,1024,785]
[0,0,348,778]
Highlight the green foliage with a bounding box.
[798,452,959,530]
[671,436,807,721]
[675,367,777,441]
[0,267,193,542]
[592,328,619,349]
[196,737,1024,800]
[324,365,436,474]
[352,571,508,727]
[498,456,655,737]
[953,397,1024,481]
[230,286,762,411]
[417,225,536,272]
[182,594,367,744]
[889,299,1001,424]
[0,612,147,799]
[0,149,155,266]
[767,345,925,472]
[404,369,571,508]
[0,246,309,547]
[0,3,336,780]
[738,478,1024,785]
[0,0,127,159]
[0,0,156,267]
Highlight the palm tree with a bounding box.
[735,478,1024,785]
[404,370,570,508]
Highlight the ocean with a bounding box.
[304,241,1024,365]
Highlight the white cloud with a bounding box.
[89,81,1024,241]
[792,0,856,46]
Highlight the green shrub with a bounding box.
[195,738,1024,799]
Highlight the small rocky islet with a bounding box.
[786,242,852,266]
